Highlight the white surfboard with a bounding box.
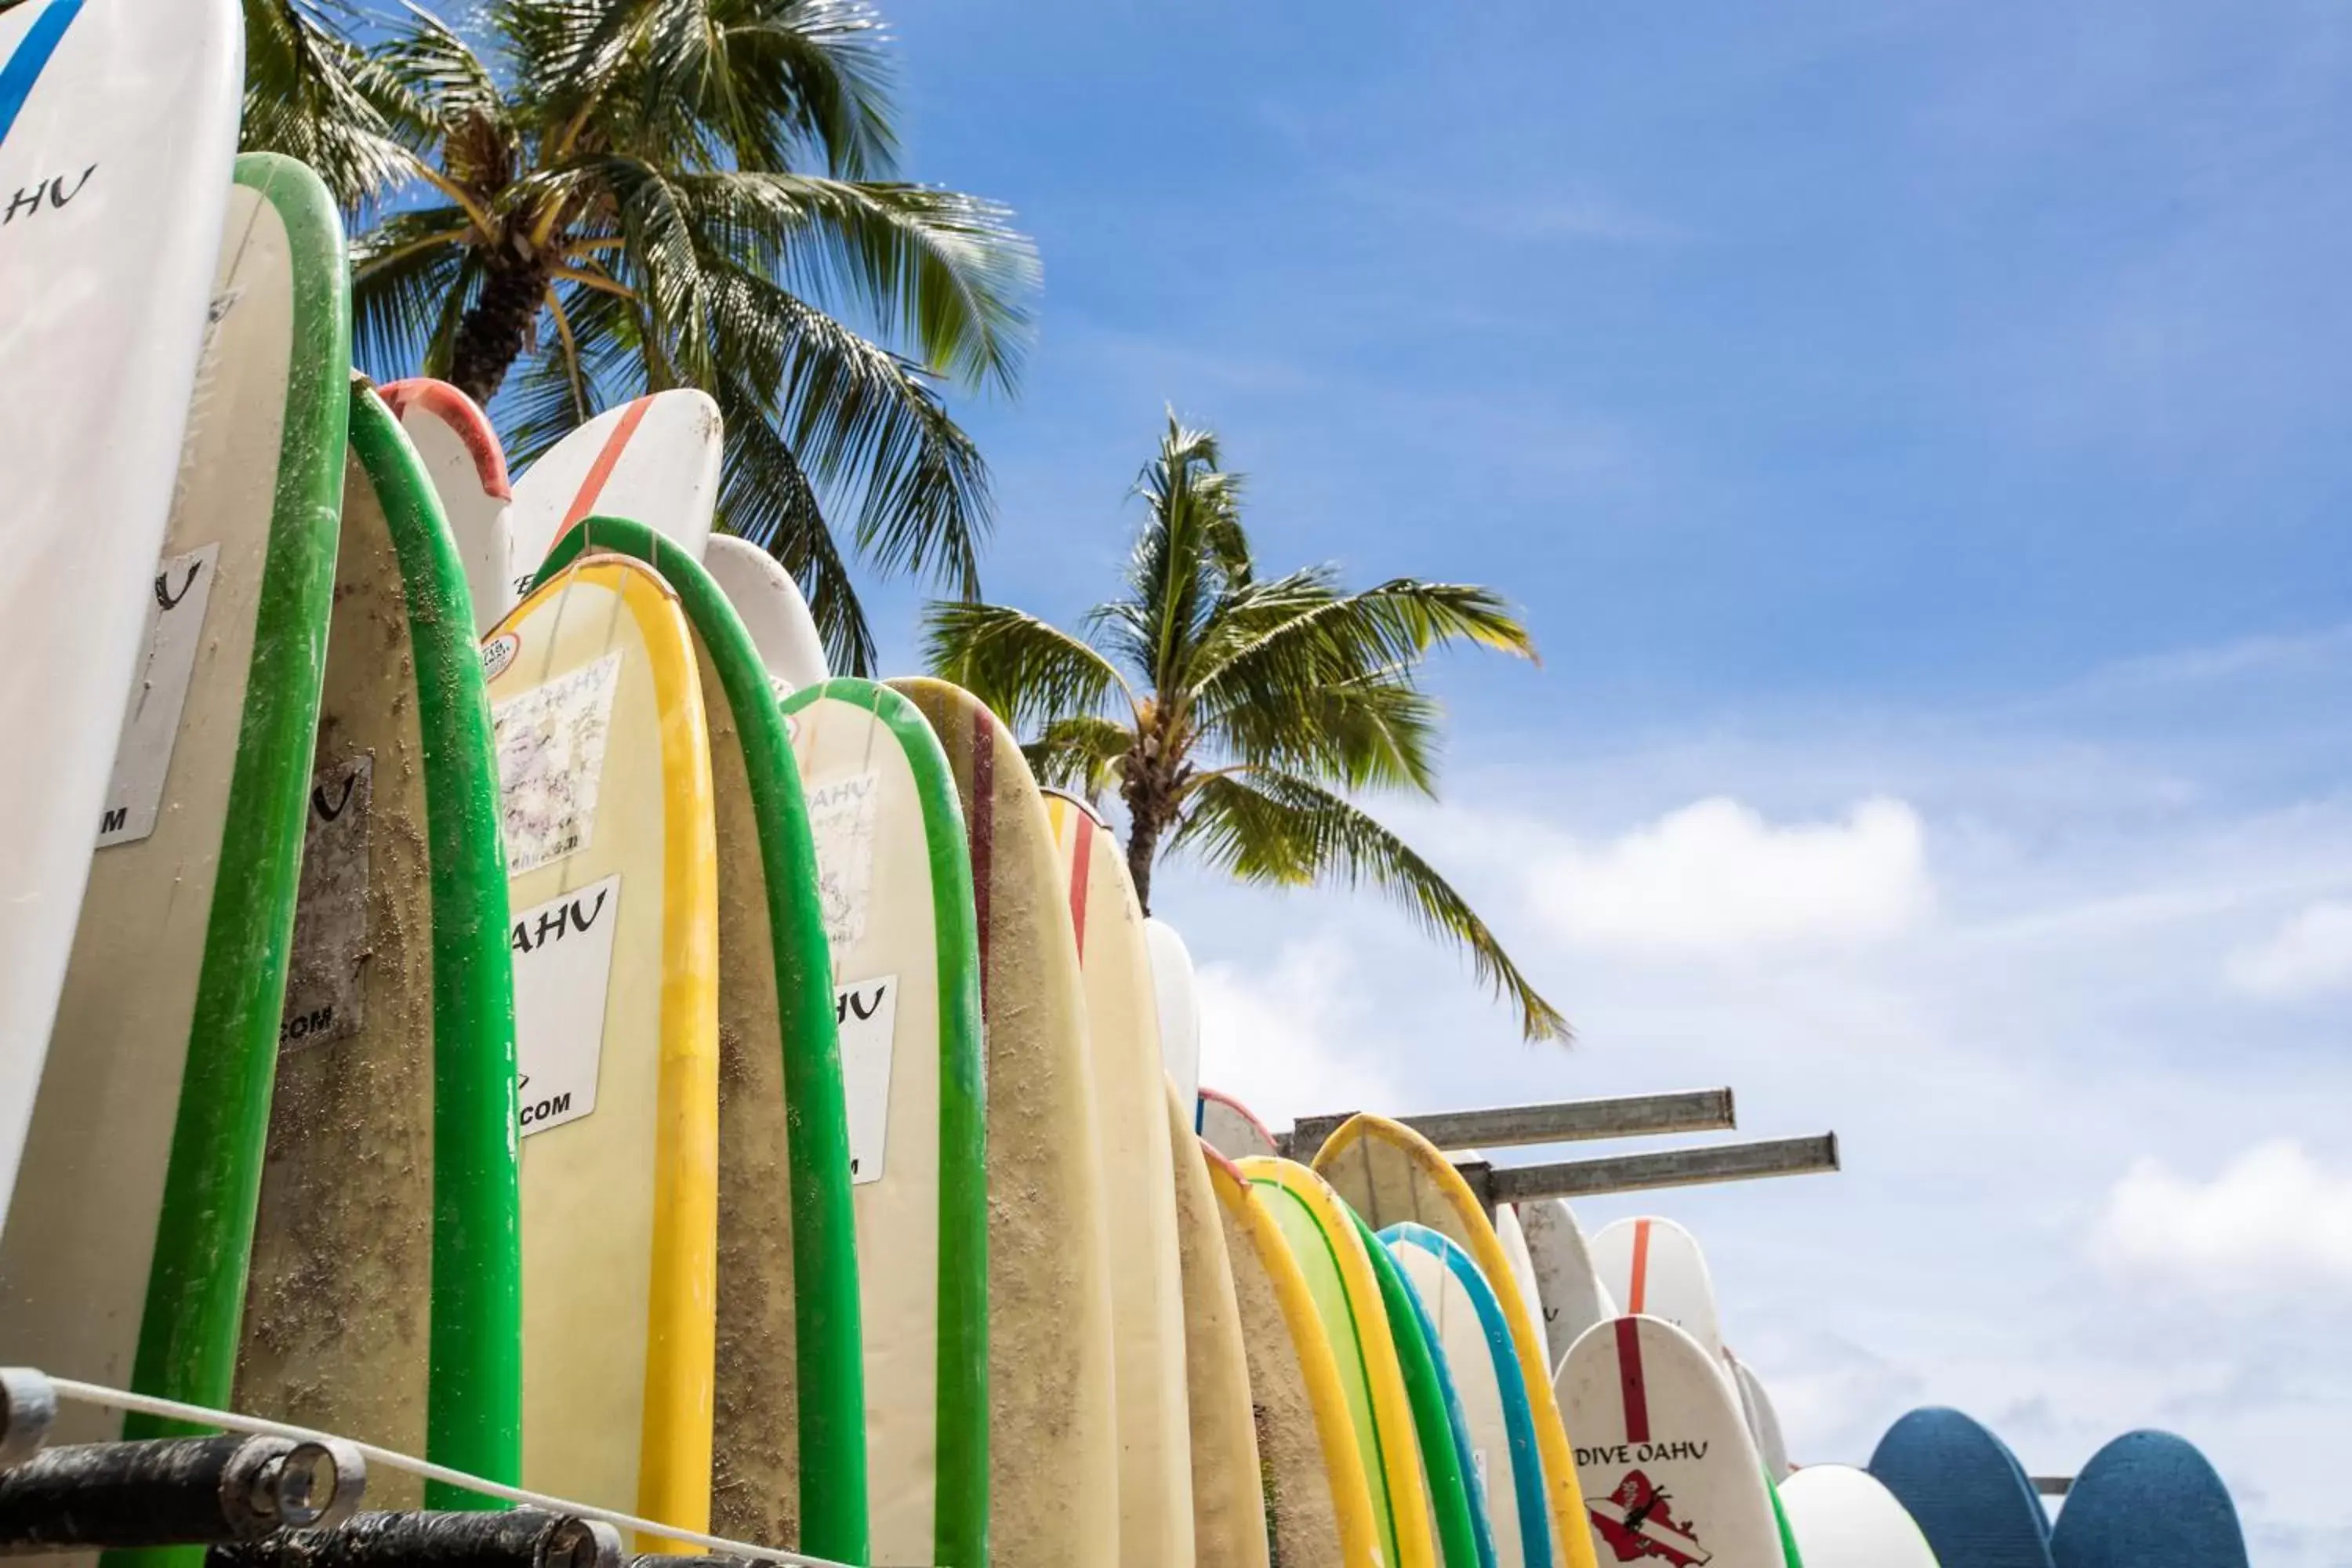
[0,0,240,1225]
[380,378,516,633]
[506,390,722,599]
[1590,1216,1726,1365]
[1777,1465,1939,1568]
[704,534,828,696]
[1519,1199,1619,1374]
[1726,1352,1791,1480]
[1198,1087,1281,1162]
[1557,1316,1781,1568]
[1146,917,1203,1118]
[1047,792,1195,1568]
[1494,1199,1545,1357]
[0,154,349,1445]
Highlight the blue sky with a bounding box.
[870,1,2351,1559]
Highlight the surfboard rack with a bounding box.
[1285,1089,1839,1210]
[0,1431,365,1551]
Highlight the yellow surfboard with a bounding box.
[1244,1157,1437,1568]
[1167,1084,1269,1568]
[1207,1148,1378,1568]
[1045,791,1194,1568]
[1312,1115,1599,1568]
[891,680,1118,1568]
[483,556,719,1548]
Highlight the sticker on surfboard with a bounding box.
[278,753,372,1050]
[512,874,620,1136]
[836,974,897,1185]
[494,651,620,873]
[95,542,220,847]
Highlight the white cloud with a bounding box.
[2094,1140,2352,1294]
[1194,942,1403,1131]
[2226,902,2352,999]
[1526,796,1933,957]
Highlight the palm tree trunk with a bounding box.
[449,255,551,406]
[1124,804,1163,916]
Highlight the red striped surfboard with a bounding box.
[507,390,721,599]
[1590,1217,1727,1366]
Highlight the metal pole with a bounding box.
[209,1509,622,1568]
[1288,1088,1736,1163]
[1489,1134,1839,1202]
[0,1433,364,1552]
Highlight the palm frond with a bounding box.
[239,0,416,209]
[350,209,477,382]
[1192,578,1537,702]
[923,602,1132,731]
[1204,670,1443,794]
[1172,771,1570,1044]
[1023,714,1131,799]
[713,384,880,675]
[637,0,898,176]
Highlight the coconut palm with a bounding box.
[234,0,1036,672]
[927,416,1569,1043]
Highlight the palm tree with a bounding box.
[927,416,1570,1044]
[236,0,1038,672]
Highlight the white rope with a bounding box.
[47,1378,859,1568]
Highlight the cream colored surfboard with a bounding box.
[1200,1087,1282,1162]
[1146,918,1203,1118]
[1519,1200,1617,1374]
[1206,1147,1375,1568]
[781,678,986,1568]
[236,382,520,1504]
[483,556,719,1546]
[891,679,1118,1568]
[538,520,866,1562]
[506,390,722,600]
[379,378,517,633]
[1045,789,1195,1568]
[705,535,829,695]
[1167,1083,1269,1568]
[0,155,349,1445]
[1315,1115,1602,1568]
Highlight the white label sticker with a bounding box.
[96,543,220,846]
[837,974,897,1185]
[481,631,520,683]
[280,755,372,1050]
[513,873,621,1138]
[493,652,619,874]
[805,770,880,956]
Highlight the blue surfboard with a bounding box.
[1871,1408,2053,1568]
[1387,1222,1554,1568]
[2050,1430,2247,1568]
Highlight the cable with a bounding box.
[47,1378,861,1568]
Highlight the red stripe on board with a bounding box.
[561,395,655,532]
[968,708,996,1018]
[1628,1218,1653,1315]
[1616,1317,1650,1444]
[1066,811,1093,964]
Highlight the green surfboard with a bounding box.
[0,154,349,1486]
[539,517,866,1564]
[1353,1209,1491,1568]
[235,379,521,1508]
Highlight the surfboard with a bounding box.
[234,380,518,1509]
[1493,1203,1544,1367]
[379,378,516,633]
[1868,1409,2053,1568]
[1312,1114,1601,1568]
[1354,1211,1491,1568]
[536,518,865,1562]
[1726,1352,1791,1480]
[1589,1217,1726,1366]
[1241,1156,1439,1568]
[1776,1465,1938,1568]
[483,554,719,1548]
[1200,1087,1282,1161]
[0,0,240,1220]
[1518,1199,1618,1375]
[1166,1085,1269,1568]
[1556,1316,1781,1568]
[1206,1148,1377,1568]
[0,152,348,1449]
[1146,917,1203,1120]
[505,390,722,601]
[2049,1431,2246,1568]
[1045,790,1195,1568]
[704,535,829,696]
[779,677,985,1568]
[888,679,1119,1568]
[1388,1225,1555,1568]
